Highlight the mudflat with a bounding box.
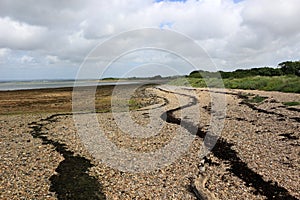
[0,85,299,199]
[0,85,118,114]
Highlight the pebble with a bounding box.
[0,87,299,199]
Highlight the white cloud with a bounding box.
[0,48,11,64]
[0,48,10,57]
[0,0,86,28]
[20,55,34,63]
[46,55,59,64]
[0,0,299,79]
[0,17,48,50]
[241,0,300,37]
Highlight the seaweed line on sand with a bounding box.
[157,87,299,200]
[201,89,300,123]
[28,114,106,200]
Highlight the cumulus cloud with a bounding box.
[0,48,10,57]
[20,55,34,63]
[0,48,10,64]
[241,0,300,37]
[0,0,86,28]
[46,55,60,64]
[0,17,48,50]
[0,0,299,80]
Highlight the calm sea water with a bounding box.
[0,80,142,91]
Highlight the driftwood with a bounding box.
[190,175,217,200]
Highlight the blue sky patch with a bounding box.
[155,0,187,3]
[233,0,244,3]
[159,21,174,29]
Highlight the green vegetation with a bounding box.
[169,61,300,93]
[189,61,300,79]
[236,92,267,104]
[278,61,300,76]
[128,99,143,110]
[282,101,300,106]
[236,92,255,99]
[224,76,300,93]
[169,76,300,93]
[100,77,120,81]
[245,95,268,103]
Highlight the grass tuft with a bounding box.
[246,95,268,103]
[282,101,300,106]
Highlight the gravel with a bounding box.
[0,86,299,199]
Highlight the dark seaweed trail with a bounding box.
[26,85,298,199]
[25,85,164,199]
[28,114,106,200]
[286,107,300,112]
[157,87,298,200]
[238,94,300,123]
[200,89,300,123]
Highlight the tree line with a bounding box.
[189,61,300,79]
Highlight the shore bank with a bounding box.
[0,85,299,199]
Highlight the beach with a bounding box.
[0,85,299,199]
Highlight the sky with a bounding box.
[0,0,299,80]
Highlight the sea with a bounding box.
[0,80,143,91]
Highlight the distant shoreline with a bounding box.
[0,79,168,92]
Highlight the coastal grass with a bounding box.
[282,101,300,106]
[244,95,268,104]
[169,75,300,93]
